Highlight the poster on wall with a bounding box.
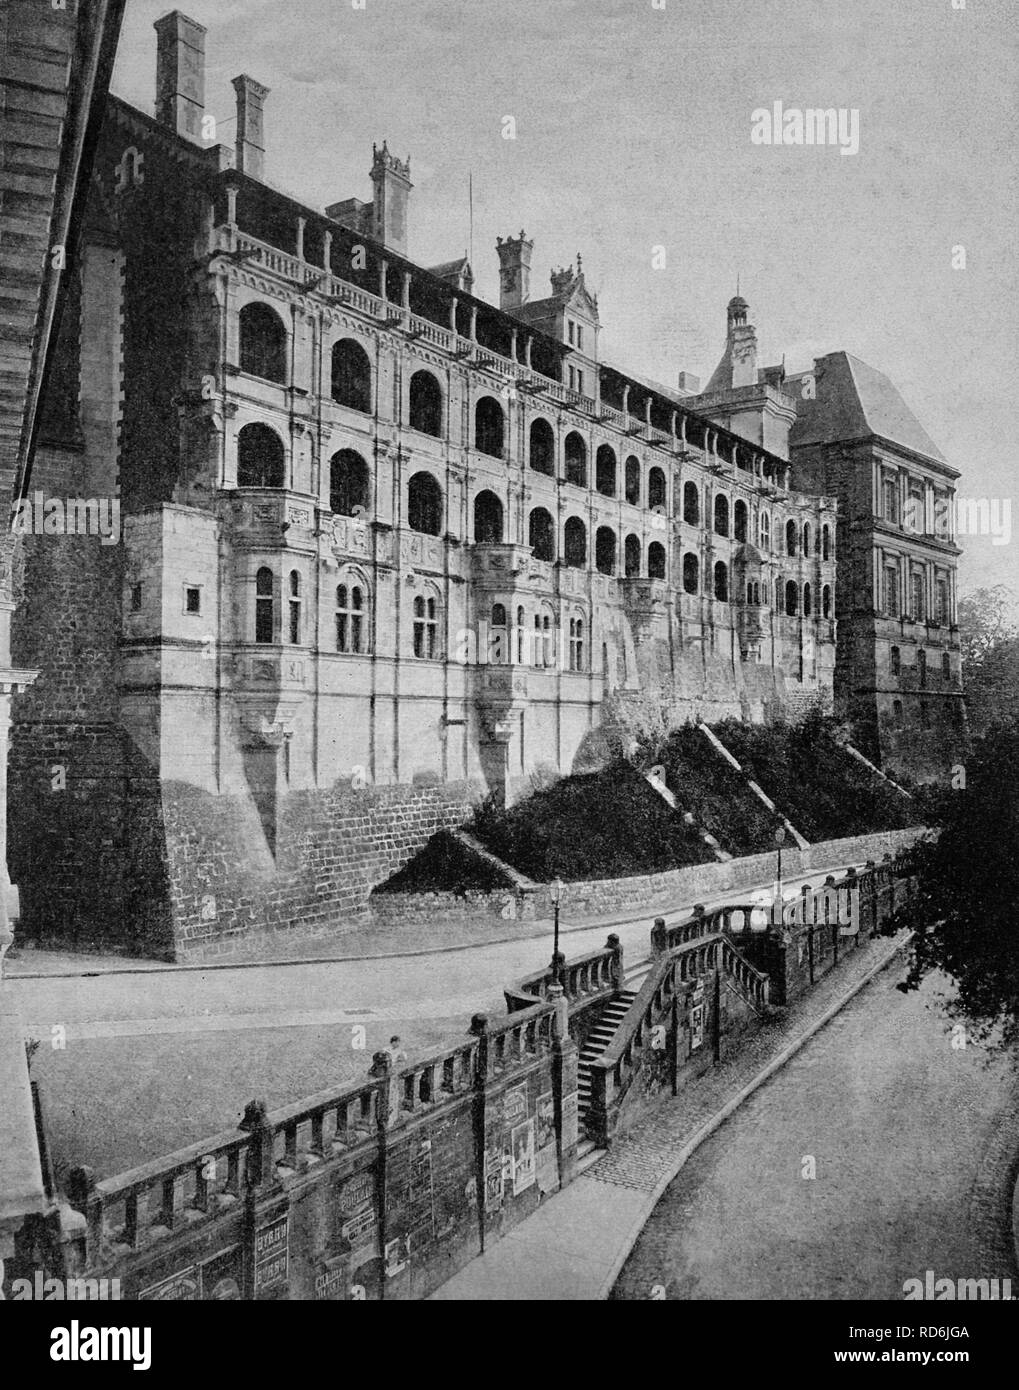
[535,1092,558,1193]
[336,1169,379,1274]
[138,1246,242,1301]
[511,1118,536,1194]
[406,1138,435,1246]
[484,1149,504,1213]
[503,1082,528,1126]
[253,1213,289,1295]
[562,1091,579,1152]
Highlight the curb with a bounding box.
[7,861,865,981]
[594,930,913,1299]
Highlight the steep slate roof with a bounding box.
[791,351,947,464]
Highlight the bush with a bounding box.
[468,759,711,881]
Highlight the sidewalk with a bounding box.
[6,858,865,978]
[430,929,911,1300]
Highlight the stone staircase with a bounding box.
[576,989,637,1142]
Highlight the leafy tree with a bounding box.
[958,585,1019,735]
[892,722,1019,1050]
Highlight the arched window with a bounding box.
[569,616,585,672]
[475,396,504,457]
[288,570,302,645]
[822,524,831,560]
[683,481,699,525]
[408,471,442,536]
[785,579,798,616]
[803,522,811,556]
[746,582,754,605]
[822,584,832,618]
[713,494,729,538]
[624,534,641,578]
[734,499,748,543]
[473,490,504,544]
[529,507,555,562]
[539,611,553,667]
[255,567,274,644]
[237,423,285,488]
[564,516,587,568]
[625,456,641,506]
[529,418,554,475]
[891,645,901,677]
[596,445,617,497]
[775,576,783,609]
[331,339,371,412]
[648,467,666,512]
[336,582,366,653]
[409,370,443,437]
[412,593,439,658]
[516,606,526,665]
[786,519,797,556]
[595,526,616,575]
[329,449,370,516]
[893,698,903,725]
[648,541,666,580]
[564,432,587,487]
[803,581,812,617]
[941,652,951,680]
[239,302,286,383]
[683,552,698,594]
[918,648,927,687]
[759,511,771,550]
[713,560,728,602]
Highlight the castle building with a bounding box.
[8,14,873,960]
[686,304,967,782]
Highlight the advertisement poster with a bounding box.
[511,1118,536,1195]
[484,1150,504,1213]
[535,1092,555,1150]
[406,1139,435,1245]
[562,1091,579,1152]
[503,1082,528,1126]
[253,1214,289,1295]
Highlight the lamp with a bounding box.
[549,876,564,985]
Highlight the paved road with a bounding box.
[8,862,857,1180]
[611,970,1019,1300]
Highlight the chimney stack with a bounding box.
[232,75,271,182]
[369,143,412,257]
[496,231,533,311]
[154,11,206,142]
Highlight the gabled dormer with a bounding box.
[497,238,600,396]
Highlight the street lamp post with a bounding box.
[550,876,564,985]
[774,825,786,928]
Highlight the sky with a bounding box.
[111,0,1017,602]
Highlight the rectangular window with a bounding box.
[883,477,899,526]
[576,370,584,395]
[884,566,898,617]
[130,583,143,613]
[185,586,201,615]
[568,365,575,391]
[568,320,575,346]
[911,573,925,622]
[577,325,584,352]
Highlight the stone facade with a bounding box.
[7,14,850,957]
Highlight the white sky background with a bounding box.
[112,0,1017,603]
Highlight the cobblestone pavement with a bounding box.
[609,950,1019,1300]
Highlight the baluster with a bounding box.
[194,1158,211,1213]
[124,1192,139,1248]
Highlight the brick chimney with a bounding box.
[154,11,206,142]
[496,232,533,310]
[369,143,412,256]
[232,75,270,182]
